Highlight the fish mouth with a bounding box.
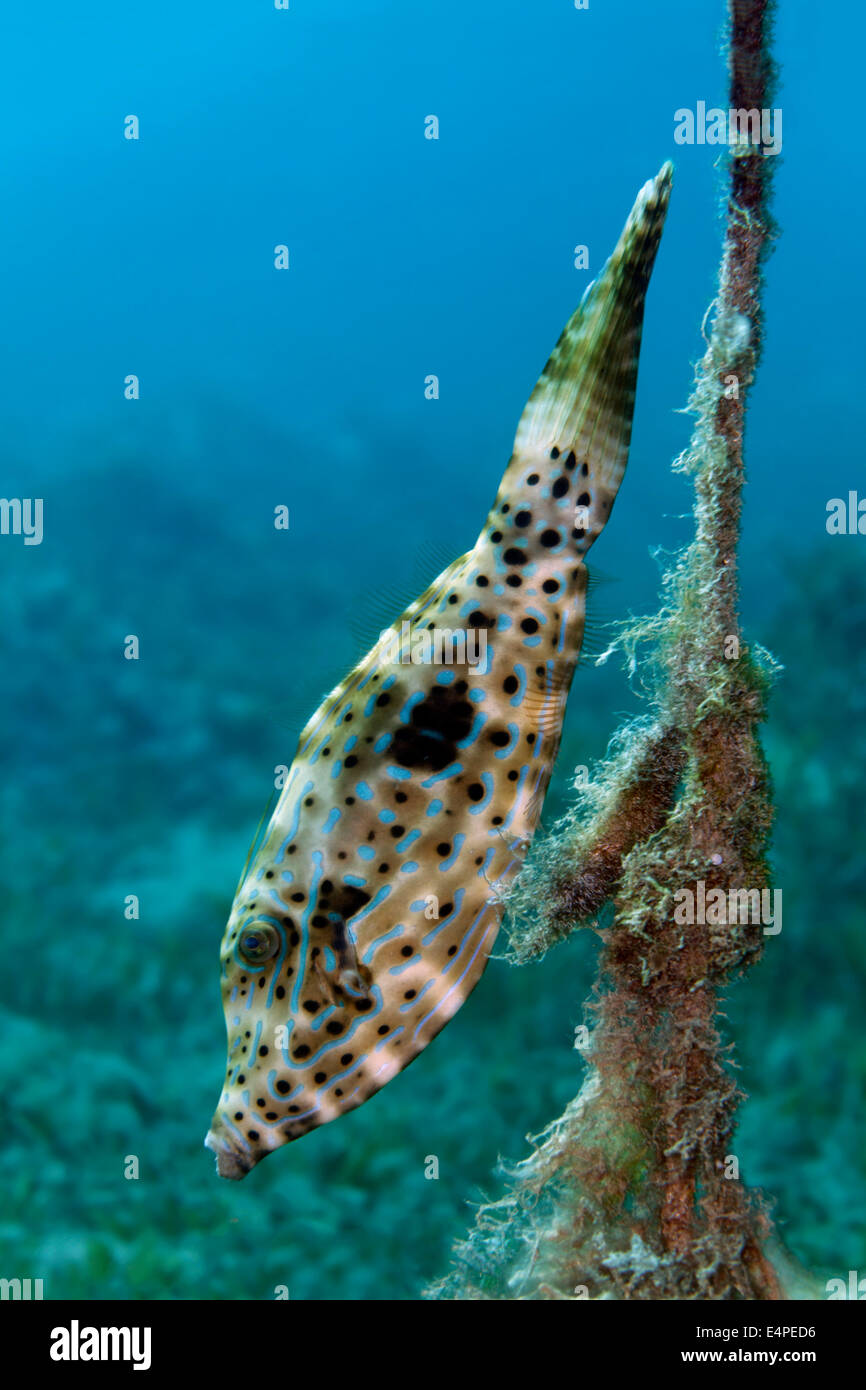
[204,1123,255,1181]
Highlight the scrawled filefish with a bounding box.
[206,164,672,1178]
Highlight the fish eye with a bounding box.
[239,923,280,964]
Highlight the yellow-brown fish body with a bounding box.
[206,165,671,1178]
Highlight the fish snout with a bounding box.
[204,1118,256,1180]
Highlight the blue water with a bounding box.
[1,1,862,1299]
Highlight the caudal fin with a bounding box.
[512,164,672,510]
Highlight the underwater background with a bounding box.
[1,0,863,1299]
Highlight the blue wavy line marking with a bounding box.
[302,985,385,1065]
[421,762,463,788]
[415,907,493,1036]
[266,1072,302,1105]
[456,711,487,749]
[557,601,573,653]
[395,828,421,853]
[386,764,413,781]
[510,664,527,708]
[501,765,530,830]
[374,1026,404,1052]
[328,1052,369,1087]
[400,978,434,1012]
[218,1113,253,1154]
[399,690,427,723]
[350,884,392,928]
[362,922,405,965]
[298,711,330,758]
[278,1105,320,1130]
[311,1002,337,1030]
[468,771,495,815]
[495,722,520,759]
[421,889,465,944]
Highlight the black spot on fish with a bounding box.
[391,685,473,772]
[468,610,495,629]
[552,476,569,498]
